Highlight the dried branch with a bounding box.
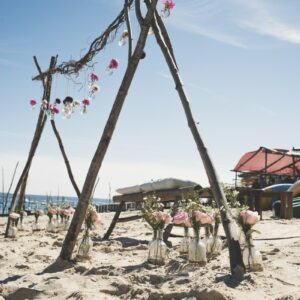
[144,0,178,69]
[124,0,133,61]
[135,0,144,26]
[33,56,46,88]
[2,162,19,214]
[32,1,134,81]
[154,9,178,69]
[50,120,81,198]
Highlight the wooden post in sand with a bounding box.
[147,6,245,278]
[59,0,158,260]
[5,56,56,237]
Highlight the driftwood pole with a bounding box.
[2,162,19,215]
[50,120,81,198]
[16,172,28,212]
[4,56,56,237]
[149,10,245,278]
[59,0,158,260]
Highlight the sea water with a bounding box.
[0,192,110,215]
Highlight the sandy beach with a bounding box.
[0,211,300,300]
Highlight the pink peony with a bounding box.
[240,210,260,225]
[109,58,119,69]
[82,99,91,106]
[193,211,214,224]
[90,72,99,81]
[173,212,189,226]
[164,0,175,10]
[9,212,20,220]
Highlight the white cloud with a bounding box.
[236,0,300,44]
[167,0,300,48]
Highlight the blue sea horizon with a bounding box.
[0,192,110,215]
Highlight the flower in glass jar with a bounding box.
[161,0,175,17]
[85,205,102,230]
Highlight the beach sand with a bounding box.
[0,211,300,300]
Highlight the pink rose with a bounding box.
[193,211,214,224]
[9,212,20,220]
[62,208,71,217]
[48,208,57,215]
[173,212,189,225]
[69,207,75,214]
[240,210,260,225]
[163,212,172,224]
[92,212,102,225]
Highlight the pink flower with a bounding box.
[240,210,260,225]
[173,212,189,226]
[62,208,72,217]
[164,0,175,10]
[9,212,20,220]
[82,99,91,106]
[92,212,102,225]
[48,208,57,215]
[152,211,172,224]
[69,207,75,214]
[109,58,119,69]
[193,211,214,224]
[30,99,37,106]
[90,72,99,81]
[52,106,60,114]
[163,212,172,224]
[35,209,44,217]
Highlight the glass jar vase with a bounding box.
[148,229,167,265]
[32,221,42,231]
[77,230,93,258]
[243,239,263,271]
[46,219,58,233]
[7,225,18,238]
[179,227,190,254]
[188,229,207,265]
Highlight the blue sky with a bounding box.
[0,0,300,198]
